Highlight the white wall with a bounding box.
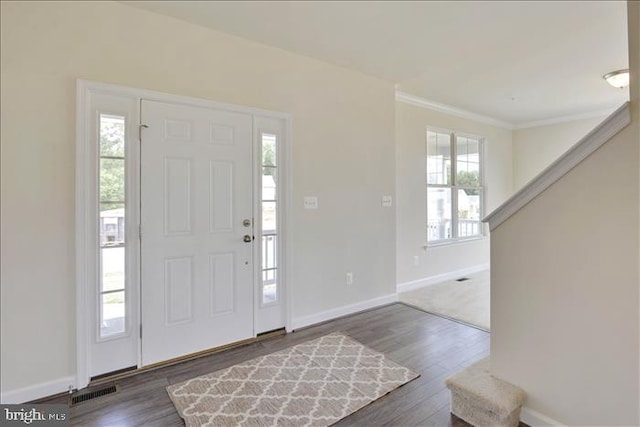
[0,1,396,398]
[395,101,513,286]
[491,3,640,423]
[512,116,608,190]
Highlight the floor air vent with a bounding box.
[70,383,118,406]
[456,277,470,282]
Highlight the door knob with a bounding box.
[243,235,252,243]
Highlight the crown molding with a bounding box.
[395,91,514,129]
[483,102,630,230]
[512,106,617,130]
[395,90,622,131]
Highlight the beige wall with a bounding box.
[0,1,396,395]
[395,102,513,285]
[512,116,608,190]
[491,2,640,423]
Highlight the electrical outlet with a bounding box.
[346,272,354,285]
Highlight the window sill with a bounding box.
[424,235,487,249]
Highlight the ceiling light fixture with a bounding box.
[603,69,630,89]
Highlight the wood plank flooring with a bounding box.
[39,303,491,426]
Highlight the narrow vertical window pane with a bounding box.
[101,247,125,292]
[100,158,125,202]
[426,130,451,185]
[262,201,277,232]
[101,291,126,338]
[261,133,277,305]
[457,189,482,238]
[262,234,277,305]
[100,203,125,246]
[456,136,480,187]
[262,134,277,167]
[100,115,125,157]
[262,167,277,200]
[262,234,277,271]
[99,114,126,338]
[427,188,452,242]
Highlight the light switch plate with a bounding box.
[304,196,318,209]
[382,195,393,208]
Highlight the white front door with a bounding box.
[140,100,254,366]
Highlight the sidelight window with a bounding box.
[260,133,278,306]
[98,114,127,338]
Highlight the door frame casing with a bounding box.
[75,79,293,390]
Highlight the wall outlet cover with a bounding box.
[346,272,354,285]
[304,196,318,209]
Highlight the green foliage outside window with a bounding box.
[100,118,125,209]
[457,170,480,195]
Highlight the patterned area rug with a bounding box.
[166,332,419,426]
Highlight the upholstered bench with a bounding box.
[445,357,525,427]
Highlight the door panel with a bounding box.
[164,256,193,324]
[141,100,254,366]
[164,158,192,235]
[209,253,235,315]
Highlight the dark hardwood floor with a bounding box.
[39,303,490,426]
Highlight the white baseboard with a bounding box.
[291,293,398,330]
[1,376,76,404]
[521,407,566,427]
[396,264,490,293]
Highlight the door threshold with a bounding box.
[257,327,286,338]
[89,330,287,387]
[90,366,137,383]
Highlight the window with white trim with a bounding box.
[99,114,127,338]
[426,128,484,244]
[260,132,278,305]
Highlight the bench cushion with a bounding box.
[445,357,525,418]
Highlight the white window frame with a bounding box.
[76,80,293,390]
[76,87,141,386]
[258,131,279,308]
[96,112,132,342]
[426,127,486,246]
[253,116,289,334]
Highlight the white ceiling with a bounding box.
[123,0,629,125]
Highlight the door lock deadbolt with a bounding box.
[243,219,251,227]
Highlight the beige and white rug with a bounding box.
[167,332,419,426]
[399,269,490,331]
